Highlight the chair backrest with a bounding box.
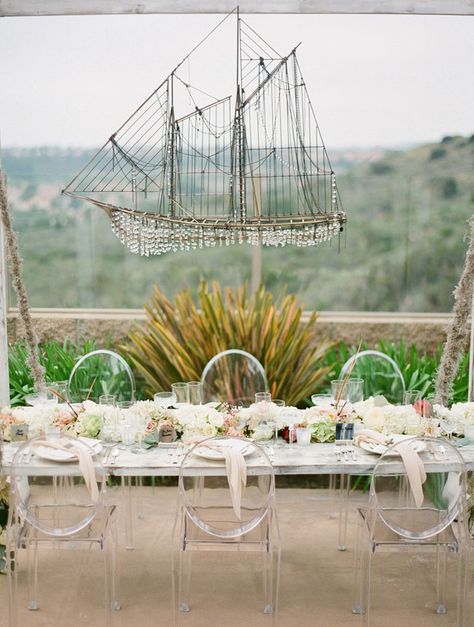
[201,349,268,407]
[340,349,406,404]
[9,436,106,537]
[370,436,467,541]
[178,436,275,539]
[68,349,136,403]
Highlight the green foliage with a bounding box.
[123,282,332,406]
[8,339,97,406]
[320,339,468,404]
[441,176,458,198]
[429,147,446,160]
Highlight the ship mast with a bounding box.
[230,7,247,223]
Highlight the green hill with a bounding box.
[2,136,473,311]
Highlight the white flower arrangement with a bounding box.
[353,397,424,435]
[434,402,474,427]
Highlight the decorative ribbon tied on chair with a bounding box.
[202,440,248,519]
[355,429,427,508]
[31,438,100,502]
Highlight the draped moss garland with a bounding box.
[0,171,45,391]
[435,215,474,405]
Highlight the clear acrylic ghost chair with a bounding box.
[6,436,120,627]
[172,436,280,625]
[336,350,407,550]
[69,349,140,547]
[340,349,406,405]
[353,436,469,626]
[68,349,136,404]
[201,349,268,407]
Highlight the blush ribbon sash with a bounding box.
[203,440,248,519]
[355,429,427,508]
[32,438,99,502]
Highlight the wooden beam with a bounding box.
[1,0,474,17]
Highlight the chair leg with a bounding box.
[456,547,469,627]
[110,518,121,612]
[7,542,18,627]
[338,474,351,551]
[26,537,39,610]
[435,544,447,615]
[178,549,192,613]
[352,516,371,625]
[263,542,273,615]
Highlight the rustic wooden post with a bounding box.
[0,189,9,406]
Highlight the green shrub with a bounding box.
[319,339,468,404]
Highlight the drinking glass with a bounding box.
[121,424,135,447]
[48,380,69,402]
[282,408,299,451]
[25,389,58,407]
[348,378,364,403]
[99,394,117,406]
[118,400,135,410]
[101,424,116,454]
[311,394,333,407]
[172,382,190,406]
[45,426,61,439]
[403,390,421,405]
[255,391,271,403]
[296,427,312,446]
[188,381,202,405]
[331,379,351,402]
[272,399,285,407]
[154,391,177,408]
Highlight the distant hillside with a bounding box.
[1,135,473,311]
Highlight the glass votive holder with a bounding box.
[255,391,271,403]
[296,427,312,446]
[172,382,190,405]
[188,381,202,405]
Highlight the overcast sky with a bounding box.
[0,13,473,149]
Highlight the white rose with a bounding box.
[362,407,385,432]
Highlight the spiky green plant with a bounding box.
[123,282,332,406]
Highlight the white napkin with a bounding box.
[355,429,426,507]
[32,438,99,502]
[203,440,248,519]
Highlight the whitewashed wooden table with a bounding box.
[3,440,474,476]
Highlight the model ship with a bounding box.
[63,8,346,256]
